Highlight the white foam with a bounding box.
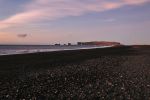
[0,46,112,56]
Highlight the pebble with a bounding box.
[1,55,150,100]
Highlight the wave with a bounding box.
[0,45,112,56]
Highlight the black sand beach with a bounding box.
[0,46,150,99]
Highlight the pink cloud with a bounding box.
[123,0,149,5]
[0,0,149,29]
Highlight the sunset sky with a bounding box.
[0,0,150,45]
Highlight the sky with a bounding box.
[0,0,150,45]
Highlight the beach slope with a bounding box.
[0,45,150,99]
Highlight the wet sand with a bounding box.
[0,45,150,99]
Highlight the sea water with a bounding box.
[0,45,111,56]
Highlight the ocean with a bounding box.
[0,45,109,56]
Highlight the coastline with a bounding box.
[0,45,150,99]
[0,45,112,56]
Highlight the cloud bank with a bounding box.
[0,0,149,29]
[17,34,28,38]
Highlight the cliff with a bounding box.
[77,41,121,46]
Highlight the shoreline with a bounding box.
[0,45,132,56]
[0,46,140,77]
[0,45,113,56]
